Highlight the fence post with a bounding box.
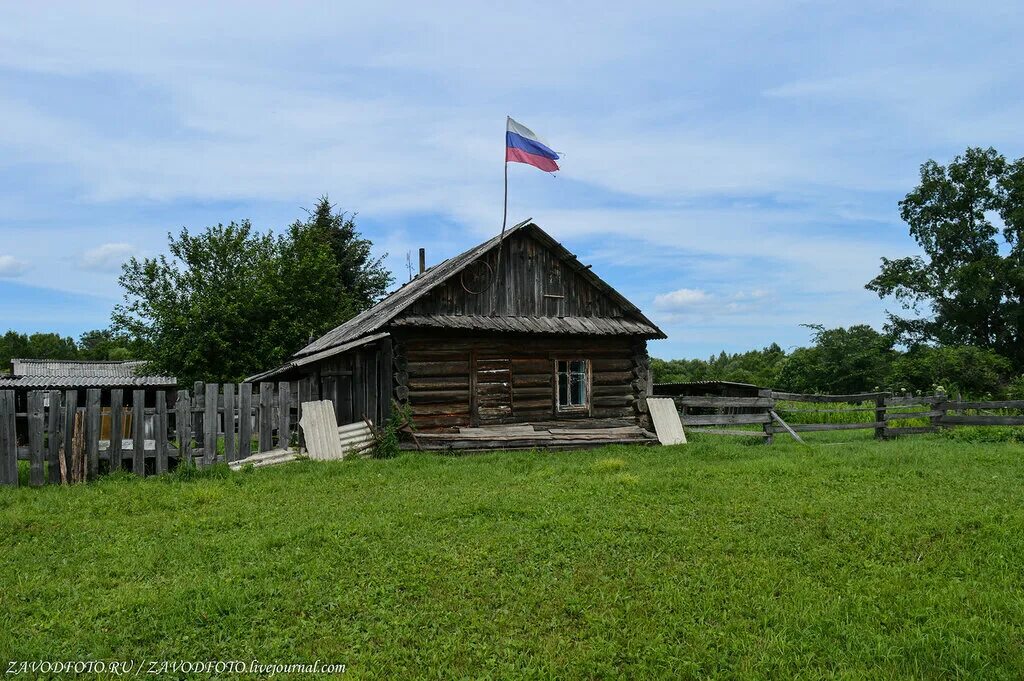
[192,381,204,462]
[298,378,312,453]
[875,394,887,439]
[277,381,290,450]
[760,389,774,444]
[932,392,946,432]
[239,383,252,460]
[155,390,168,474]
[85,389,101,480]
[28,391,45,486]
[204,383,219,466]
[223,384,236,462]
[0,391,15,486]
[109,389,124,472]
[259,382,274,452]
[132,390,146,476]
[175,389,191,465]
[47,390,62,484]
[61,390,77,483]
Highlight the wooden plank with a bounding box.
[155,390,169,474]
[28,391,45,486]
[277,381,290,450]
[175,389,192,464]
[941,414,1024,426]
[768,410,804,444]
[222,383,236,462]
[773,391,889,403]
[192,381,204,456]
[687,428,768,437]
[672,396,775,408]
[132,390,146,475]
[774,421,886,433]
[238,383,253,459]
[258,382,274,453]
[297,378,312,452]
[680,413,771,426]
[109,389,124,471]
[60,390,77,483]
[85,389,101,480]
[885,395,945,406]
[647,397,686,445]
[945,400,1024,410]
[884,409,945,420]
[204,383,219,465]
[46,390,61,483]
[0,390,14,486]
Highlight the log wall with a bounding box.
[392,332,651,432]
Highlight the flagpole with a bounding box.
[496,116,510,278]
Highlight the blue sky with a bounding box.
[1,2,1022,359]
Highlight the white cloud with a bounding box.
[654,288,711,310]
[0,255,28,278]
[80,243,137,271]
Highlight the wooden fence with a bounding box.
[0,380,318,487]
[669,390,1024,442]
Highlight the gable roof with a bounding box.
[292,220,664,360]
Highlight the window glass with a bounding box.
[556,359,589,409]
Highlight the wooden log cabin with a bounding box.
[248,220,666,449]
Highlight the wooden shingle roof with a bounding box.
[292,220,664,360]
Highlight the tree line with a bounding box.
[654,147,1024,399]
[2,197,391,383]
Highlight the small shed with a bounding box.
[1,359,177,394]
[249,220,666,448]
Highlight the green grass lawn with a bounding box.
[2,434,1024,679]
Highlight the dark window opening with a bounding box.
[557,359,589,410]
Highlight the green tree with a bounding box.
[888,345,1010,397]
[0,331,78,372]
[776,325,894,394]
[867,147,1024,368]
[113,201,392,383]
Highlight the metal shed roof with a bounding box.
[2,359,176,389]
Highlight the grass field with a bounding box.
[2,434,1024,678]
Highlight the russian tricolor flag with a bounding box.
[506,117,560,172]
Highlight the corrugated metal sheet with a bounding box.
[391,314,661,336]
[291,220,665,359]
[3,359,176,388]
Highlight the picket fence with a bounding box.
[0,380,320,487]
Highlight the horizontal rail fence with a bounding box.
[671,391,775,441]
[770,391,890,439]
[0,380,314,487]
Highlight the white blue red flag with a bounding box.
[506,117,560,172]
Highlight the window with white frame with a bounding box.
[556,359,589,410]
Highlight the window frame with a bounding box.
[554,358,591,413]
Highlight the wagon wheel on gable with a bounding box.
[460,259,494,295]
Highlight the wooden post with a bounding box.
[46,390,62,484]
[71,411,85,483]
[109,389,124,472]
[132,390,146,476]
[297,378,311,452]
[0,390,18,486]
[175,389,192,465]
[192,381,204,461]
[760,389,774,444]
[239,383,253,459]
[258,382,273,452]
[155,390,169,474]
[875,394,887,440]
[28,391,45,486]
[380,337,394,427]
[85,389,101,480]
[932,392,946,432]
[223,383,236,462]
[60,390,78,483]
[277,381,290,450]
[204,383,219,465]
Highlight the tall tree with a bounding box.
[112,201,392,383]
[867,147,1024,367]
